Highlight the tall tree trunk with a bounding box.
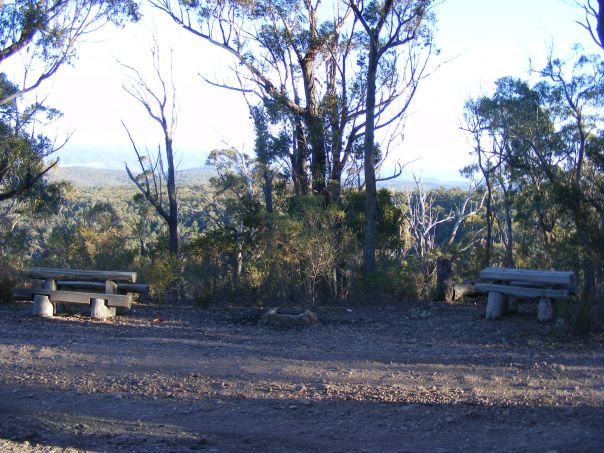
[502,186,514,268]
[165,135,179,255]
[484,177,493,268]
[363,43,378,274]
[301,58,326,195]
[292,115,309,196]
[263,167,273,214]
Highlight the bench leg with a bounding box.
[91,298,116,320]
[486,291,505,320]
[537,297,554,322]
[32,295,54,318]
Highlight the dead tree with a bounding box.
[120,39,179,254]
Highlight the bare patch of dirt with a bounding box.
[0,300,603,452]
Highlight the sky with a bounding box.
[29,0,602,181]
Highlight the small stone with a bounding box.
[464,411,479,420]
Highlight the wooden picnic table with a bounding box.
[475,267,575,321]
[13,267,147,320]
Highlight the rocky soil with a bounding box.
[0,299,603,452]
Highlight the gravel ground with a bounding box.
[0,299,603,452]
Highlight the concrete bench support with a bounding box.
[91,280,118,320]
[91,298,116,320]
[32,294,54,317]
[32,278,56,318]
[486,291,505,320]
[537,297,554,322]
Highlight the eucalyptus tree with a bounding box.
[150,0,336,194]
[0,0,138,206]
[151,0,415,204]
[348,0,435,273]
[0,73,59,203]
[533,52,604,294]
[121,41,180,254]
[0,0,139,105]
[578,0,604,50]
[463,77,562,268]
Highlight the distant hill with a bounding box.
[49,165,467,191]
[378,176,468,191]
[48,166,215,188]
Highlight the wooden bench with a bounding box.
[13,267,148,320]
[475,267,575,321]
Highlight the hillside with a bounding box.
[48,166,215,188]
[48,165,466,190]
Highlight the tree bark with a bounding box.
[502,185,514,268]
[434,257,453,302]
[165,134,179,255]
[292,116,309,196]
[362,42,379,274]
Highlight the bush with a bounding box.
[0,252,24,303]
[136,252,183,304]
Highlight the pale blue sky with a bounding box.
[34,0,600,181]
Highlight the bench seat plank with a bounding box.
[56,280,149,294]
[479,267,574,286]
[474,283,569,299]
[13,288,133,308]
[27,267,137,283]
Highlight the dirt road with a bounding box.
[0,300,603,452]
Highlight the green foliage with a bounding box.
[0,250,24,303]
[357,261,421,301]
[344,188,403,254]
[136,252,183,304]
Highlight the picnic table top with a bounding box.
[480,267,574,286]
[26,267,137,283]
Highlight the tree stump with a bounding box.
[486,292,505,319]
[537,297,554,322]
[434,257,454,302]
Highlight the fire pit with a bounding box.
[259,307,319,330]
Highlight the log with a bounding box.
[453,280,482,301]
[479,267,574,286]
[474,283,569,300]
[56,280,148,295]
[27,267,137,283]
[486,292,505,320]
[13,288,132,308]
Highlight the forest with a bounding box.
[1,0,604,333]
